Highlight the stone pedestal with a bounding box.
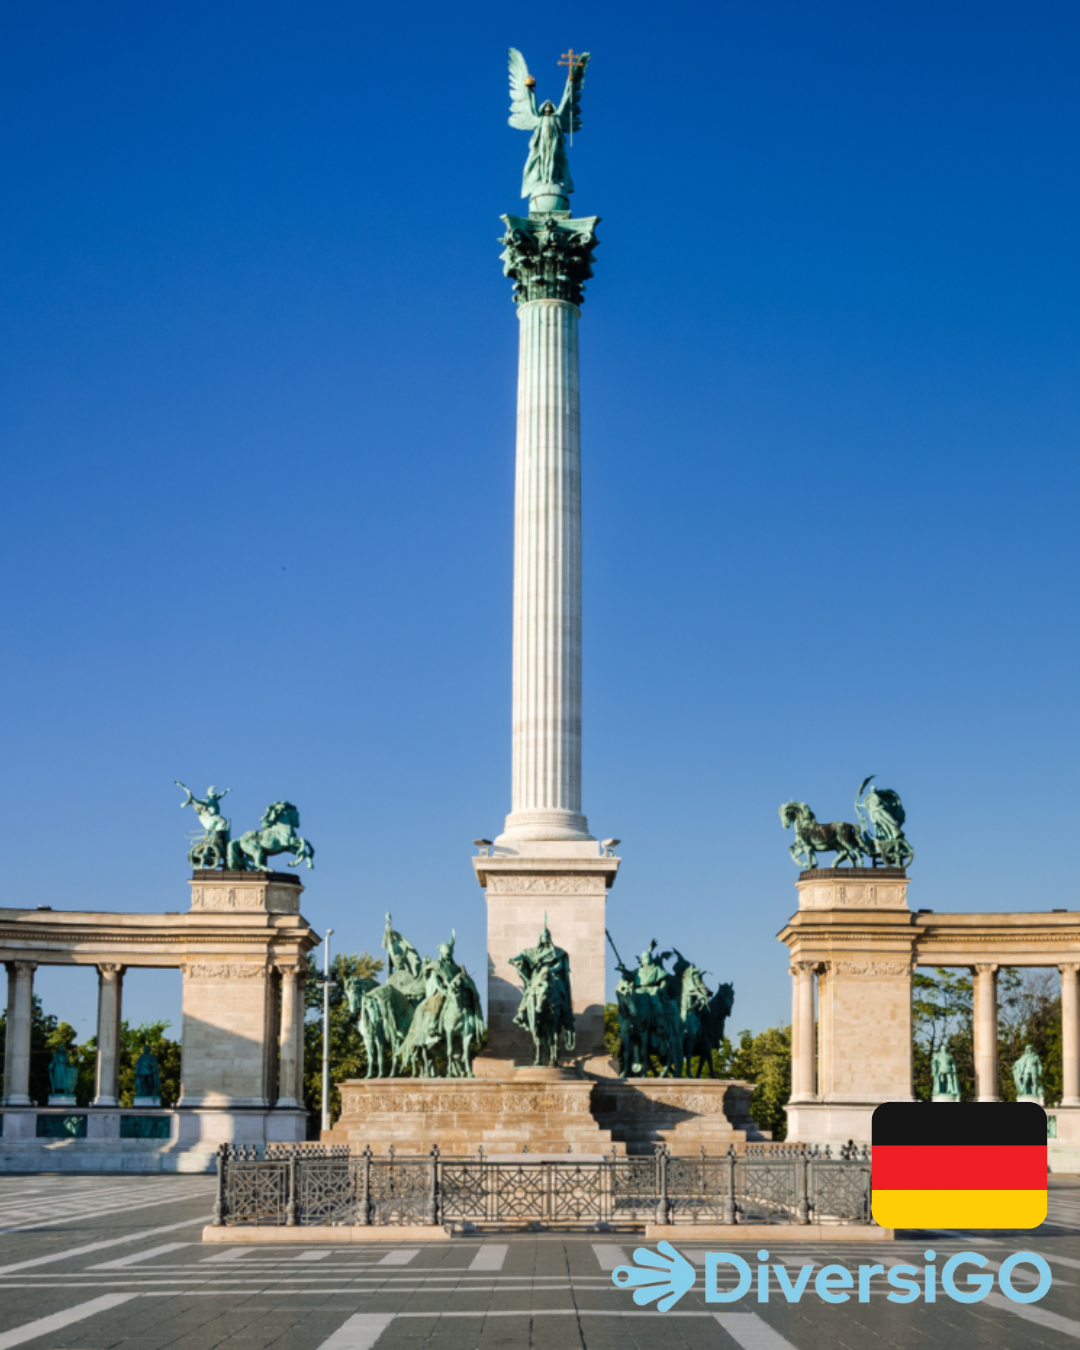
[1049,1105,1080,1173]
[47,1095,76,1107]
[134,1096,162,1108]
[472,844,619,1073]
[779,869,915,1145]
[591,1079,768,1154]
[326,1075,612,1155]
[179,872,305,1110]
[931,1094,960,1103]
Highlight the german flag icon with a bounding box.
[872,1102,1047,1229]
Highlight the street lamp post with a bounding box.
[321,927,334,1134]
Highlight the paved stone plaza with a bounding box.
[0,1176,1079,1349]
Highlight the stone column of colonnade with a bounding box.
[973,962,1000,1102]
[1060,963,1080,1107]
[498,297,590,843]
[92,963,125,1106]
[2,961,36,1105]
[275,965,306,1108]
[789,961,818,1101]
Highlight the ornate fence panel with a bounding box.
[666,1153,734,1225]
[736,1153,799,1224]
[809,1155,871,1224]
[214,1143,874,1230]
[608,1156,658,1224]
[218,1146,289,1226]
[440,1159,491,1224]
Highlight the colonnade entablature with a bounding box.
[0,872,320,1167]
[777,868,1080,1157]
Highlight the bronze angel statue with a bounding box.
[508,47,589,211]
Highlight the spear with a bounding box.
[606,929,628,971]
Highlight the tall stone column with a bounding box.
[276,965,304,1109]
[92,964,125,1107]
[789,962,817,1102]
[494,213,600,846]
[973,963,999,1102]
[4,962,37,1106]
[2,965,15,1102]
[473,201,616,1073]
[1061,964,1080,1107]
[501,297,587,842]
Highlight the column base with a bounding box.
[2,1096,32,1108]
[91,1096,119,1107]
[274,1097,302,1109]
[495,810,593,844]
[784,1099,907,1146]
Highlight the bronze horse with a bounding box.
[780,800,866,869]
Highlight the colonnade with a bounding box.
[0,960,307,1109]
[787,959,1080,1102]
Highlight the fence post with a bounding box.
[723,1145,737,1225]
[427,1145,440,1226]
[359,1144,372,1226]
[654,1145,668,1227]
[286,1153,298,1227]
[796,1145,810,1224]
[212,1143,227,1226]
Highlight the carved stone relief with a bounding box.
[183,962,268,980]
[829,960,911,977]
[485,875,605,896]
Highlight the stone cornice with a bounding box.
[473,854,619,890]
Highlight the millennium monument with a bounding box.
[468,46,618,1076]
[323,50,765,1156]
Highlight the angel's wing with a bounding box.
[508,47,539,129]
[556,51,590,133]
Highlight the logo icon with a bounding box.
[611,1241,696,1311]
[872,1101,1047,1230]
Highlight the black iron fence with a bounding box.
[213,1142,872,1229]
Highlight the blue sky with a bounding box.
[2,1,1078,1045]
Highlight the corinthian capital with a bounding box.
[499,213,600,306]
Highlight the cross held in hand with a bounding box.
[558,49,584,143]
[559,48,584,79]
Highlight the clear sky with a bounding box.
[2,2,1078,1046]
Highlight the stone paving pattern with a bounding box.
[0,1175,1079,1348]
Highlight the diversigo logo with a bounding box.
[612,1244,1053,1310]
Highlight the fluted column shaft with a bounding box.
[500,297,590,842]
[973,963,999,1102]
[1061,964,1080,1106]
[790,962,817,1101]
[4,962,36,1106]
[93,964,124,1106]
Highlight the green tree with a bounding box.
[912,966,1062,1104]
[303,950,383,1136]
[117,1021,183,1107]
[0,996,85,1105]
[716,1025,792,1140]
